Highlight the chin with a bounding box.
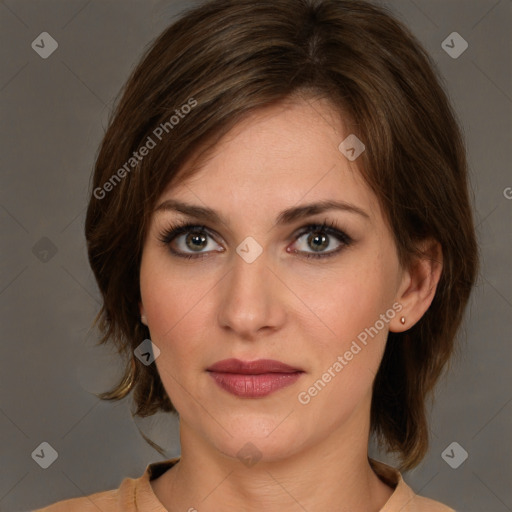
[201,412,310,464]
[218,433,305,465]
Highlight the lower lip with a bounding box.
[208,371,303,398]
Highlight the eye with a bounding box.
[158,222,223,259]
[158,219,353,260]
[289,220,353,259]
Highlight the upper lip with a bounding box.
[207,358,303,374]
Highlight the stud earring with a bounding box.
[400,316,406,325]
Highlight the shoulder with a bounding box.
[391,481,456,512]
[369,458,456,512]
[410,493,456,511]
[32,489,119,511]
[32,477,137,512]
[31,458,179,512]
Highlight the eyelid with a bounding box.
[288,221,353,259]
[158,222,224,252]
[293,221,352,244]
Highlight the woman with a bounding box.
[36,0,478,510]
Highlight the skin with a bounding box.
[139,96,442,512]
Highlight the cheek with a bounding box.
[290,249,398,405]
[139,255,219,363]
[140,249,202,330]
[290,248,398,349]
[139,264,211,409]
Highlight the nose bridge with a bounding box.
[217,243,284,337]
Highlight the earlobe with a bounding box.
[139,301,148,326]
[390,238,443,332]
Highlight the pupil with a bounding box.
[309,232,328,251]
[187,232,207,251]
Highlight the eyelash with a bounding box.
[157,219,353,260]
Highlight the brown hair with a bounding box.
[85,0,479,470]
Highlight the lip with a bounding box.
[207,358,303,374]
[207,358,304,398]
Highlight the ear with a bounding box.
[139,301,148,326]
[390,238,443,332]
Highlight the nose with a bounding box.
[216,246,287,340]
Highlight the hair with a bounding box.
[85,0,479,470]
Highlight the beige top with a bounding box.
[33,457,455,511]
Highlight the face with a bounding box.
[139,97,408,463]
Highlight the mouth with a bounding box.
[206,358,304,398]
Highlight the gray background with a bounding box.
[0,0,510,511]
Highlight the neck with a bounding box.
[151,403,394,511]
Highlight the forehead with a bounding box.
[157,98,380,222]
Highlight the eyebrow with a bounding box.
[154,198,370,225]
